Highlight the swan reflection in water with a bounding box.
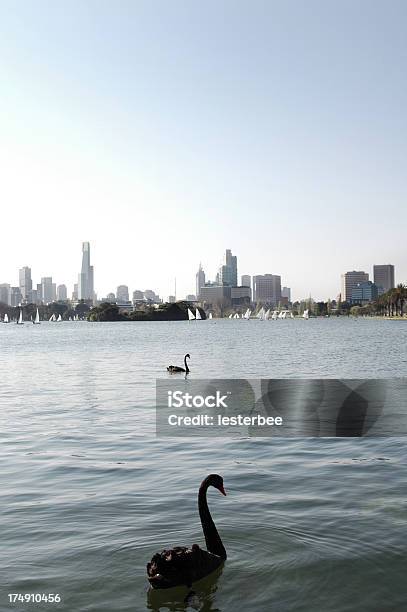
[146,564,223,611]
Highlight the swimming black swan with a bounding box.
[167,353,190,374]
[147,474,227,589]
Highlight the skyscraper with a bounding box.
[19,266,32,302]
[253,274,282,305]
[57,284,68,301]
[218,249,237,286]
[78,242,94,302]
[41,277,54,303]
[196,263,206,298]
[116,285,129,302]
[341,271,369,302]
[373,265,395,293]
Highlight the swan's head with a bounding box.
[207,473,226,496]
[185,353,191,359]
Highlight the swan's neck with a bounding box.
[184,356,189,372]
[198,482,227,559]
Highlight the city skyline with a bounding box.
[1,2,407,300]
[0,240,399,306]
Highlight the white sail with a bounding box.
[34,308,40,324]
[228,313,233,318]
[303,309,309,319]
[257,307,265,320]
[4,313,9,323]
[243,308,250,319]
[187,308,195,320]
[290,312,294,319]
[195,308,202,320]
[57,314,62,322]
[18,309,23,324]
[208,312,213,319]
[271,310,278,320]
[234,313,239,319]
[278,311,284,319]
[264,309,270,320]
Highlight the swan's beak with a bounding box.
[219,486,226,496]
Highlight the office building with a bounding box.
[78,241,94,302]
[373,264,395,294]
[253,274,282,305]
[57,284,68,301]
[231,286,251,305]
[218,249,238,286]
[282,287,291,301]
[19,266,32,302]
[10,287,23,307]
[144,289,160,302]
[116,285,129,302]
[132,290,144,302]
[0,283,11,305]
[351,281,379,305]
[168,295,176,303]
[196,263,206,298]
[41,277,55,303]
[341,271,369,302]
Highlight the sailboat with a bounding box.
[243,308,251,320]
[264,309,270,320]
[208,313,213,319]
[187,308,195,321]
[278,311,284,319]
[49,313,56,322]
[303,309,309,320]
[271,310,278,320]
[3,313,9,323]
[256,307,265,320]
[228,313,233,319]
[16,309,24,325]
[57,314,62,322]
[233,313,239,319]
[290,312,294,319]
[33,308,40,324]
[195,308,202,320]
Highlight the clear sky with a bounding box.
[1,1,406,301]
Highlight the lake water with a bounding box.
[1,318,406,611]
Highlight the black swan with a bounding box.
[147,474,227,589]
[167,353,190,374]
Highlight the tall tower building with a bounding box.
[57,284,68,301]
[41,277,54,303]
[196,263,206,298]
[341,271,369,302]
[218,249,237,286]
[373,264,395,293]
[78,242,94,302]
[19,266,32,302]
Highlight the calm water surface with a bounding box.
[1,318,406,611]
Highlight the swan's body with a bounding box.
[147,474,227,589]
[167,353,190,374]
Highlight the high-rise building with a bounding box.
[10,287,23,307]
[282,287,291,301]
[19,266,32,302]
[57,284,68,301]
[196,263,206,298]
[41,277,54,303]
[253,274,282,305]
[132,290,144,302]
[341,271,369,302]
[218,249,237,286]
[241,275,251,287]
[144,289,160,302]
[0,283,11,305]
[168,295,176,303]
[78,242,94,302]
[116,285,129,302]
[373,265,395,293]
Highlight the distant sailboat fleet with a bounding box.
[0,309,83,324]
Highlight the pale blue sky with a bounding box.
[1,1,406,300]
